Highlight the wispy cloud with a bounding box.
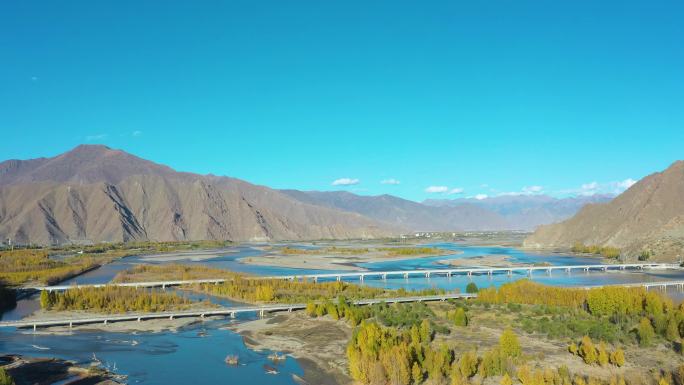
[132,130,143,137]
[560,178,637,196]
[474,194,488,200]
[522,185,543,194]
[381,179,400,185]
[448,187,464,195]
[425,186,449,193]
[85,133,108,142]
[332,178,360,186]
[616,178,636,190]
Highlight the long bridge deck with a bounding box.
[260,263,679,282]
[0,293,476,330]
[25,263,680,292]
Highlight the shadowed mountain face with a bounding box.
[525,161,684,262]
[0,145,391,245]
[424,194,614,231]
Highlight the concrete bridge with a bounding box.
[25,263,679,292]
[0,293,476,330]
[25,278,228,292]
[623,280,684,291]
[259,263,680,282]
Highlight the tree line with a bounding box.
[40,286,196,313]
[478,280,684,349]
[347,319,523,385]
[571,243,621,259]
[193,277,445,304]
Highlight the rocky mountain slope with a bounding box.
[281,190,512,232]
[524,161,684,262]
[0,145,391,245]
[424,194,613,230]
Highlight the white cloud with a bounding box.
[616,178,636,190]
[522,185,543,193]
[332,178,360,186]
[496,191,523,197]
[559,178,637,197]
[425,186,449,193]
[448,187,464,195]
[132,130,143,137]
[381,179,400,185]
[85,134,108,142]
[474,194,488,200]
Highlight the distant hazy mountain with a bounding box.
[424,194,614,230]
[281,190,511,232]
[0,145,391,245]
[525,161,684,262]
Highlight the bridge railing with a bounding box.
[0,293,476,329]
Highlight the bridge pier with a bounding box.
[507,270,512,277]
[103,320,108,325]
[336,276,341,282]
[259,309,265,318]
[425,272,430,278]
[169,315,174,320]
[404,272,409,279]
[382,274,387,280]
[313,277,318,283]
[138,317,142,322]
[33,324,37,332]
[230,312,236,318]
[360,275,365,282]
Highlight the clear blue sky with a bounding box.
[1,0,682,201]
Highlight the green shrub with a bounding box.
[0,368,14,385]
[638,317,655,346]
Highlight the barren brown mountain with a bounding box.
[0,145,391,245]
[524,161,684,262]
[280,190,511,232]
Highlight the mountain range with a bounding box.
[0,145,615,245]
[0,145,390,244]
[525,161,684,262]
[423,194,614,231]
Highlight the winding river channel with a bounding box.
[2,243,684,384]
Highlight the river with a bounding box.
[2,243,683,384]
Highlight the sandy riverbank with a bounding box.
[1,354,125,384]
[240,248,461,271]
[437,254,543,268]
[135,248,239,263]
[228,312,352,385]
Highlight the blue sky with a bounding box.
[1,0,682,201]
